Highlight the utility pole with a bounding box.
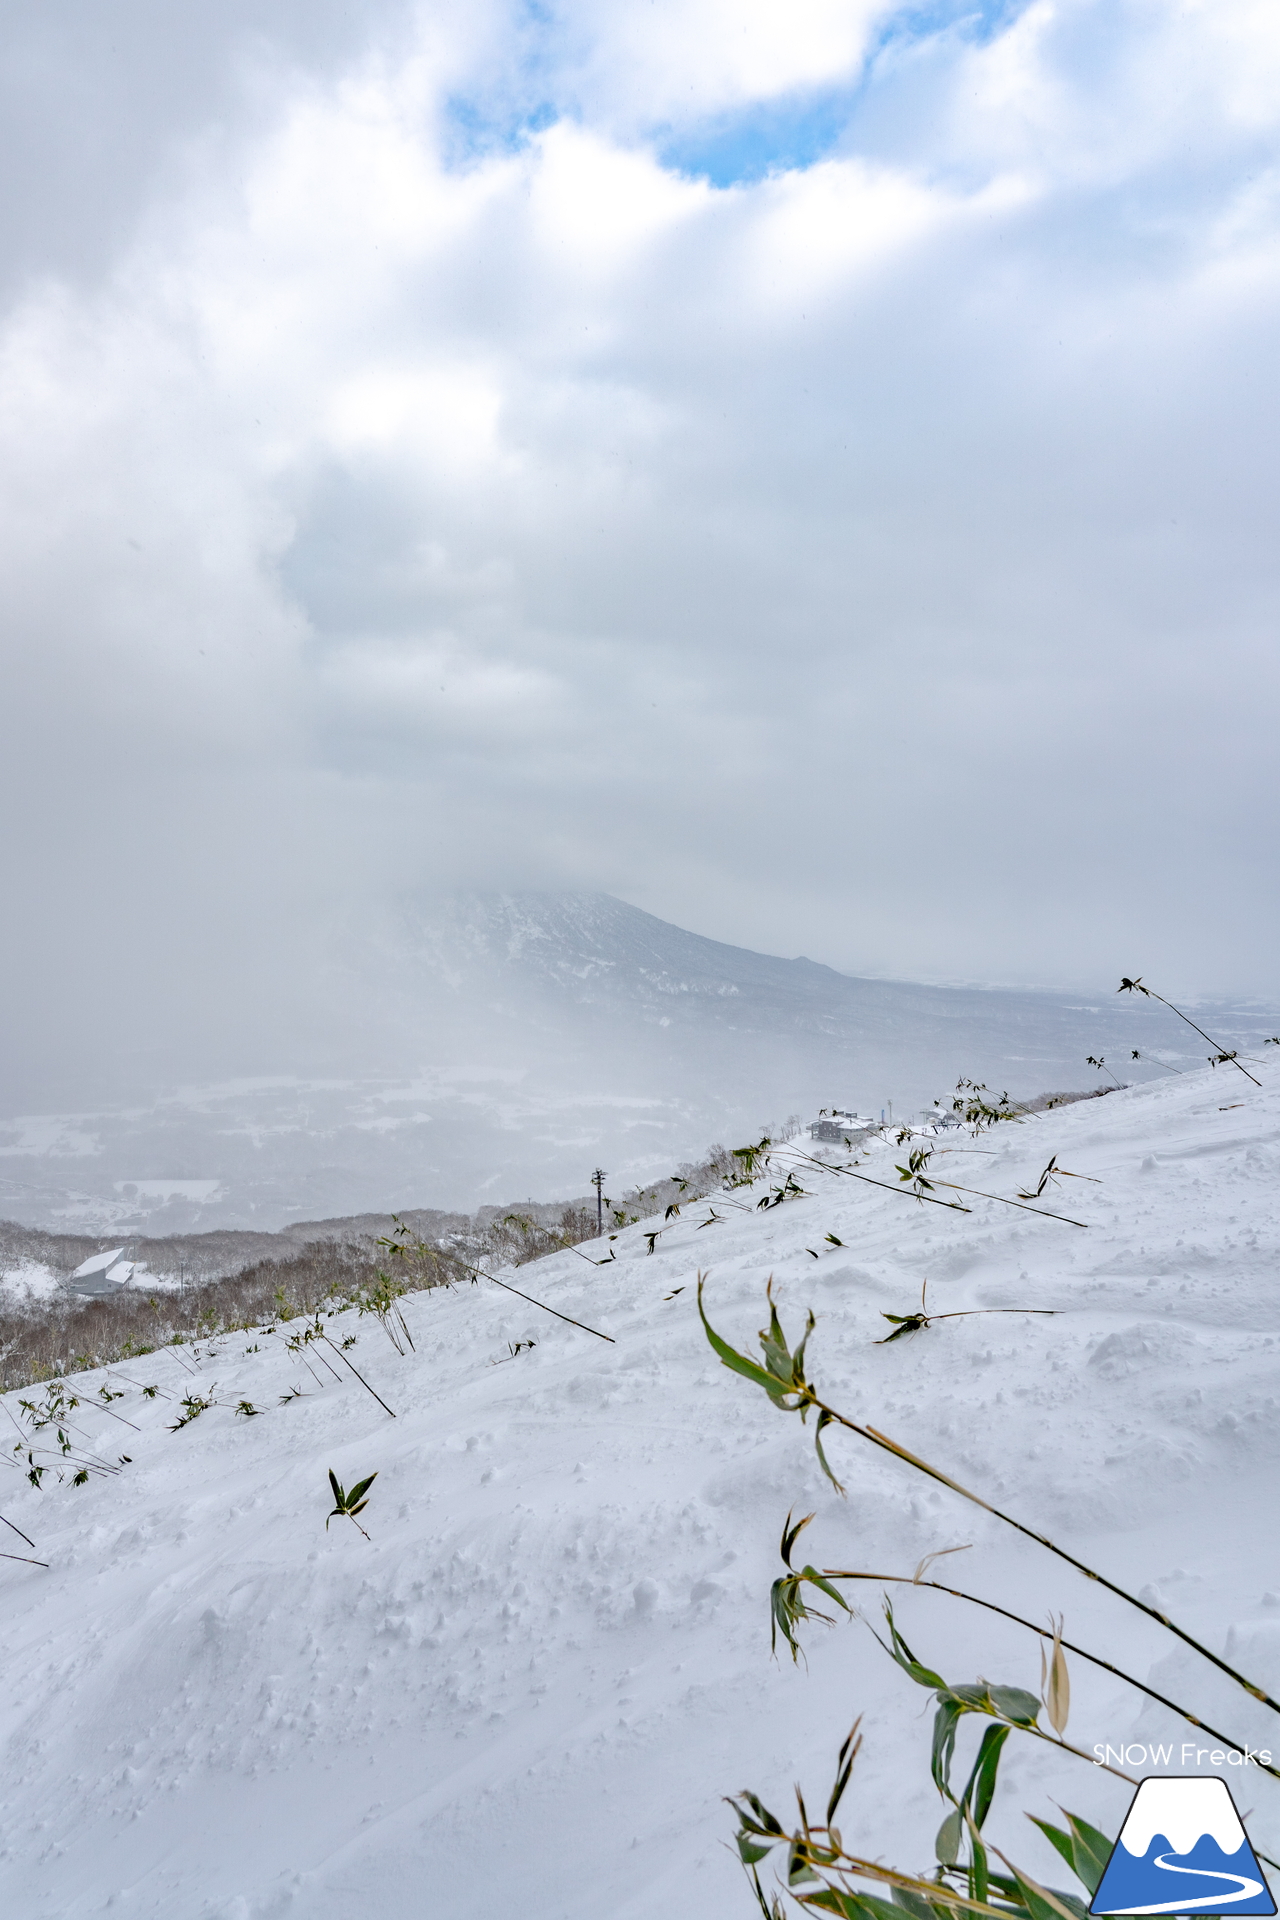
[592,1169,606,1237]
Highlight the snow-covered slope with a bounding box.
[3,1058,1280,1917]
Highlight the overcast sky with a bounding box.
[3,0,1279,1098]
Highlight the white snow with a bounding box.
[0,1259,63,1304]
[3,1057,1280,1917]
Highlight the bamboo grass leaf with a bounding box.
[877,1315,927,1343]
[1061,1813,1112,1896]
[698,1277,802,1405]
[890,1888,938,1920]
[750,1865,786,1919]
[1002,1863,1086,1920]
[1028,1820,1077,1881]
[771,1575,815,1657]
[809,1897,910,1920]
[826,1720,862,1827]
[936,1809,964,1867]
[966,1724,1011,1830]
[813,1409,846,1493]
[986,1685,1040,1725]
[326,1467,378,1538]
[878,1602,948,1691]
[734,1791,787,1838]
[964,1808,990,1906]
[931,1698,966,1798]
[800,1566,852,1615]
[912,1545,971,1584]
[782,1510,815,1569]
[1042,1620,1070,1734]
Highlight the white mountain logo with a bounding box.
[1090,1777,1276,1916]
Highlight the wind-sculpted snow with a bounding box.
[2,1060,1280,1916]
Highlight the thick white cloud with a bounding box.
[564,0,891,122]
[2,0,1279,1106]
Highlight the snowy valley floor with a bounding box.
[3,1060,1280,1918]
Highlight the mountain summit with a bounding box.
[2,890,1275,1230]
[393,889,1272,1101]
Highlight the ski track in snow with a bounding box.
[3,1061,1280,1916]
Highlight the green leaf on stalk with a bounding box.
[890,1888,938,1920]
[936,1809,963,1866]
[813,1409,846,1494]
[1028,1814,1112,1899]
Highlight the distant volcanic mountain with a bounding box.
[387,890,1274,1117]
[2,891,1276,1231]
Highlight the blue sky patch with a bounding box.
[443,94,560,167]
[656,86,860,188]
[441,0,1030,186]
[659,2,1030,187]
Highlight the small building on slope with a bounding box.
[808,1111,876,1144]
[67,1249,135,1297]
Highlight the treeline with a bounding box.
[0,1136,761,1392]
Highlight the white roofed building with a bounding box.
[808,1110,876,1143]
[67,1249,135,1297]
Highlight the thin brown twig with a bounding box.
[932,1309,1056,1322]
[1,1509,38,1549]
[84,1400,141,1432]
[319,1337,397,1418]
[840,1408,1280,1715]
[782,1144,973,1213]
[384,1225,616,1342]
[477,1269,615,1342]
[1120,979,1262,1087]
[784,1141,1090,1228]
[105,1370,176,1400]
[931,1179,1089,1228]
[698,1283,1280,1721]
[821,1568,1280,1782]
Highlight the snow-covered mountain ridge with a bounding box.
[3,1056,1280,1918]
[4,891,1276,1233]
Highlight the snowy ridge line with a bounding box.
[8,896,1279,1236]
